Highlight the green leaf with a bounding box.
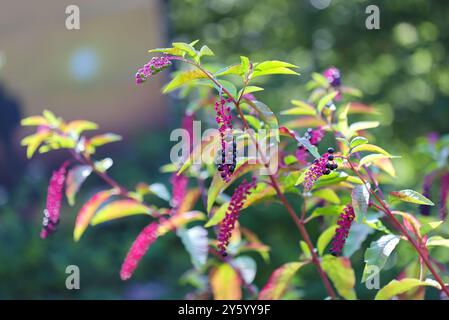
[205,201,229,227]
[258,262,307,300]
[296,137,320,159]
[281,100,316,116]
[351,182,370,223]
[198,45,214,58]
[21,115,48,126]
[148,47,185,56]
[65,165,92,206]
[337,104,350,138]
[322,255,356,300]
[299,241,312,259]
[359,154,399,168]
[311,72,330,87]
[317,91,338,113]
[74,189,117,241]
[210,263,242,300]
[361,235,401,282]
[420,221,443,236]
[239,86,264,96]
[240,56,250,74]
[91,199,154,225]
[390,189,435,206]
[426,235,449,249]
[351,144,391,157]
[313,188,340,204]
[94,158,113,173]
[255,60,298,71]
[313,171,349,189]
[21,130,51,159]
[43,110,61,127]
[343,223,374,257]
[310,205,346,219]
[215,64,243,77]
[177,226,209,270]
[172,42,197,57]
[88,133,122,150]
[283,155,298,166]
[317,225,338,256]
[245,100,280,142]
[349,136,368,148]
[252,67,299,78]
[233,256,257,284]
[136,182,171,202]
[375,278,441,300]
[163,69,207,93]
[206,161,260,213]
[348,121,380,134]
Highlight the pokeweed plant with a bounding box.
[20,40,449,300]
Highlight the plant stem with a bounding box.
[180,59,337,298]
[348,160,449,296]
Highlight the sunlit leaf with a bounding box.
[322,255,356,300]
[172,42,197,57]
[375,278,441,300]
[281,100,316,116]
[348,121,380,134]
[317,91,338,113]
[351,144,391,156]
[64,120,98,137]
[420,221,443,236]
[252,67,299,78]
[91,199,154,225]
[74,189,117,241]
[232,256,257,284]
[198,45,214,58]
[310,205,346,219]
[88,134,122,148]
[296,136,320,159]
[245,100,280,141]
[317,225,338,256]
[390,189,435,206]
[426,236,449,249]
[313,188,340,204]
[343,223,374,257]
[207,161,260,213]
[373,157,396,178]
[177,226,209,270]
[361,235,401,282]
[21,115,48,127]
[158,211,206,235]
[258,262,307,300]
[163,69,208,93]
[21,130,51,159]
[65,165,92,206]
[358,153,399,168]
[349,136,368,148]
[210,263,242,300]
[352,182,370,222]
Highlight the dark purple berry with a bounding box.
[327,147,334,154]
[328,155,334,161]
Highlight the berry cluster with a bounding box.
[135,55,173,84]
[323,66,342,101]
[215,98,236,182]
[304,148,338,192]
[329,205,355,256]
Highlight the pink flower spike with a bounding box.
[135,55,173,84]
[40,161,69,239]
[303,152,337,192]
[120,222,159,280]
[217,178,257,256]
[329,205,355,256]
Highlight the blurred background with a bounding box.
[0,0,448,299]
